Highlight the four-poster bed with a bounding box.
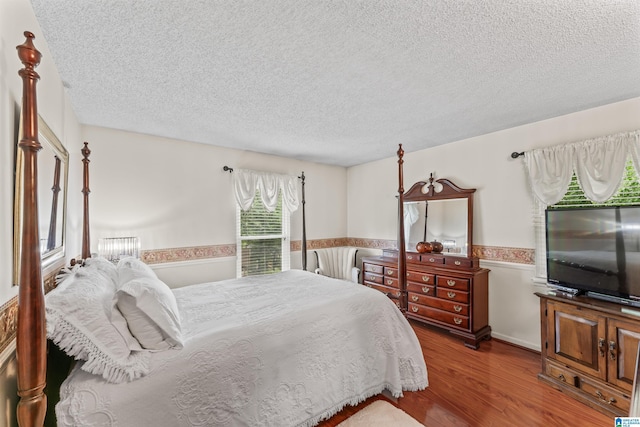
[14,32,426,426]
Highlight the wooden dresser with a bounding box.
[537,292,640,417]
[362,249,491,349]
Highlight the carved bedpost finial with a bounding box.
[17,31,42,71]
[17,31,42,154]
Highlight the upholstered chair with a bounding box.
[314,247,360,283]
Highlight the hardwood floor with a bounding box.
[318,321,613,427]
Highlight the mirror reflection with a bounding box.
[404,199,468,255]
[13,116,69,285]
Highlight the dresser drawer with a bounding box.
[436,276,469,291]
[408,293,431,306]
[445,257,475,268]
[406,271,435,285]
[384,267,398,278]
[406,252,420,262]
[383,277,399,288]
[365,283,402,299]
[407,282,435,296]
[416,294,469,316]
[363,272,383,285]
[408,304,469,329]
[363,263,384,274]
[436,287,469,303]
[580,374,630,414]
[421,255,444,265]
[545,360,579,388]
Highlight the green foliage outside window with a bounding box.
[551,159,640,209]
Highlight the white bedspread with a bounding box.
[56,270,428,427]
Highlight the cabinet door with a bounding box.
[607,317,640,392]
[547,301,607,381]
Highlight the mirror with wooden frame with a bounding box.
[13,115,69,285]
[403,174,475,258]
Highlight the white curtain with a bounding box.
[233,169,300,212]
[524,130,640,205]
[404,202,420,248]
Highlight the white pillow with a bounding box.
[116,275,184,350]
[46,257,150,383]
[117,256,157,283]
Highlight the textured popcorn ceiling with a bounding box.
[30,0,640,167]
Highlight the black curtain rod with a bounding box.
[511,152,524,159]
[223,165,233,173]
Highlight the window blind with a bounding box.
[236,190,290,277]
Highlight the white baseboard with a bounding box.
[491,331,540,352]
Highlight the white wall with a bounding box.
[348,96,640,350]
[82,125,348,286]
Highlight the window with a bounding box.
[236,190,290,277]
[535,158,640,278]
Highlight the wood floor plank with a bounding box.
[318,321,613,426]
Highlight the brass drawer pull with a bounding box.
[447,279,456,286]
[447,291,456,299]
[407,255,414,260]
[595,390,616,405]
[387,279,394,286]
[422,286,430,293]
[411,295,419,302]
[366,284,372,288]
[395,291,401,297]
[428,258,435,262]
[453,317,462,325]
[453,305,462,312]
[454,260,461,266]
[411,306,419,313]
[422,276,430,282]
[558,374,566,382]
[598,338,605,357]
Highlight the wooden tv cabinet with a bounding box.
[536,292,640,417]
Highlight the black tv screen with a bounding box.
[546,206,640,301]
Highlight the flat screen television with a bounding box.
[546,205,640,304]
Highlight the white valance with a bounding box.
[523,130,640,205]
[233,169,299,212]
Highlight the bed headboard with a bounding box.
[15,31,47,426]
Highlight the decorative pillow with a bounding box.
[46,257,150,383]
[117,256,158,283]
[116,274,184,351]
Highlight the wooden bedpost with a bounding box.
[46,156,61,251]
[81,142,91,260]
[300,171,307,271]
[16,31,47,427]
[397,144,407,312]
